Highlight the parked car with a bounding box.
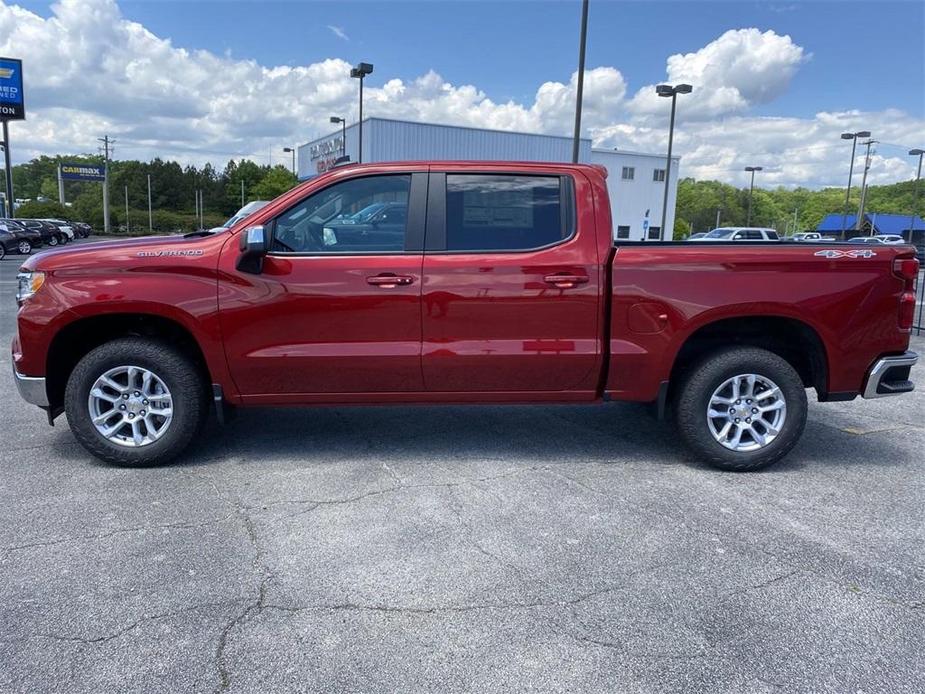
[18,219,67,247]
[687,232,707,240]
[789,232,836,242]
[12,161,919,472]
[0,220,37,257]
[690,227,781,241]
[68,221,92,238]
[39,219,76,242]
[876,234,908,245]
[0,218,42,251]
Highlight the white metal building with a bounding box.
[297,117,679,240]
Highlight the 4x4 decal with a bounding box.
[814,249,877,259]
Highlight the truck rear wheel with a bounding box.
[65,338,208,466]
[673,347,807,471]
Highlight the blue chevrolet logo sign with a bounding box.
[0,56,25,121]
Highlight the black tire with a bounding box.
[0,244,5,261]
[673,347,807,472]
[65,338,208,466]
[17,239,32,255]
[48,235,58,247]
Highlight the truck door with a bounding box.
[218,172,427,397]
[421,170,602,393]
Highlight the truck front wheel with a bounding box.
[674,347,807,471]
[65,338,208,466]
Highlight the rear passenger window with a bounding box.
[445,174,572,252]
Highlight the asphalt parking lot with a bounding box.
[1,239,923,693]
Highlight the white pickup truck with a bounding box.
[690,227,780,242]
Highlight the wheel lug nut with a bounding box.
[128,413,135,419]
[134,391,140,396]
[752,408,758,414]
[734,418,740,423]
[746,418,751,423]
[140,410,146,416]
[735,400,741,404]
[122,394,129,399]
[729,408,735,414]
[119,404,126,410]
[142,399,148,405]
[746,399,752,404]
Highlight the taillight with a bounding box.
[893,257,919,283]
[893,256,919,332]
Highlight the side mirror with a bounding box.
[237,225,268,274]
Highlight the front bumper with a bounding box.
[862,352,918,399]
[12,361,49,407]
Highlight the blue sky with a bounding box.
[2,0,923,187]
[84,0,925,117]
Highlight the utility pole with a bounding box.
[571,0,589,163]
[908,148,924,243]
[792,207,799,234]
[147,173,153,233]
[241,179,245,207]
[855,139,877,232]
[98,135,112,234]
[715,207,722,229]
[124,185,129,233]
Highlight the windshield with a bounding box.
[705,228,737,239]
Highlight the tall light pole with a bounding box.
[839,130,870,237]
[909,148,924,243]
[147,173,153,233]
[571,0,589,163]
[656,83,692,240]
[330,116,347,159]
[745,166,763,226]
[282,147,296,177]
[350,62,373,164]
[856,138,877,232]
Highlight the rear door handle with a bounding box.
[544,273,589,289]
[367,273,415,288]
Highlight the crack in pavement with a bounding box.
[259,466,551,520]
[0,513,237,555]
[4,600,241,646]
[213,504,271,693]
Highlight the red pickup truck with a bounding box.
[12,161,920,471]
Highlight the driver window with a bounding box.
[271,174,411,254]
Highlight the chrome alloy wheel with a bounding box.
[18,240,31,254]
[707,373,787,452]
[88,366,173,447]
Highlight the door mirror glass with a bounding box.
[237,225,269,273]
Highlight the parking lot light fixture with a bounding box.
[840,131,871,236]
[656,83,693,240]
[282,147,296,177]
[744,166,763,226]
[330,116,347,159]
[350,62,374,164]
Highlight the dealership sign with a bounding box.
[60,163,106,181]
[0,57,24,121]
[310,136,344,173]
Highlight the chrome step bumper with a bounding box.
[12,361,49,407]
[862,352,918,399]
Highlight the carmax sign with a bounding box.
[60,163,106,181]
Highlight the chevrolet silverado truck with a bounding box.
[12,161,920,471]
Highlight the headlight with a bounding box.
[16,271,45,304]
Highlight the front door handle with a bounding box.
[367,273,415,288]
[544,273,589,289]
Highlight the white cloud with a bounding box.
[628,28,808,119]
[326,25,349,41]
[0,0,921,188]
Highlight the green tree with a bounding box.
[252,166,297,201]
